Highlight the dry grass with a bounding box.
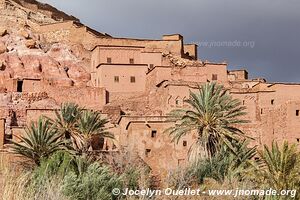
[0,153,68,200]
[1,171,69,200]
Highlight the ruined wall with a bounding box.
[26,108,56,123]
[183,44,197,60]
[38,21,105,47]
[44,85,107,109]
[22,79,42,92]
[228,70,248,81]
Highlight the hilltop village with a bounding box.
[1,0,300,175]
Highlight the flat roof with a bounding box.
[96,45,145,49]
[96,63,148,69]
[117,115,177,129]
[267,82,300,86]
[229,69,248,72]
[203,62,227,66]
[13,78,41,81]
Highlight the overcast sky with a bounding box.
[39,0,300,82]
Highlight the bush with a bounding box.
[62,162,123,200]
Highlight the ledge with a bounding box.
[96,63,148,68]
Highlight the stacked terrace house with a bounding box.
[0,0,300,176]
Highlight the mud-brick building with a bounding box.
[0,0,300,176]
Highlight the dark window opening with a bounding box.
[17,80,23,92]
[297,138,300,143]
[129,58,134,64]
[296,110,299,116]
[114,76,119,83]
[212,74,218,81]
[0,62,6,71]
[4,134,13,144]
[183,141,187,147]
[261,109,263,114]
[107,57,112,63]
[145,149,151,157]
[10,111,18,126]
[242,100,245,105]
[151,130,157,138]
[38,64,42,72]
[105,90,110,104]
[5,134,12,140]
[271,99,274,105]
[130,76,136,83]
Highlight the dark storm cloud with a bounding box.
[40,0,300,82]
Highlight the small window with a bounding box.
[107,57,112,63]
[261,109,263,114]
[114,76,119,83]
[151,130,157,138]
[130,76,136,83]
[212,74,218,81]
[183,141,187,147]
[242,100,245,105]
[145,149,151,157]
[129,58,134,64]
[271,99,274,105]
[296,110,299,116]
[17,80,23,92]
[297,138,300,143]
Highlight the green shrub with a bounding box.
[62,162,123,200]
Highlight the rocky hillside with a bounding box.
[0,0,92,88]
[0,0,78,26]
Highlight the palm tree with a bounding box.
[192,140,258,184]
[50,103,83,150]
[256,141,300,192]
[10,117,65,165]
[51,103,114,154]
[167,82,248,158]
[76,110,114,154]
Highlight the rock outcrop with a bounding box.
[0,0,97,138]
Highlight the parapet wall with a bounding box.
[44,85,107,109]
[39,21,184,56]
[38,21,106,48]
